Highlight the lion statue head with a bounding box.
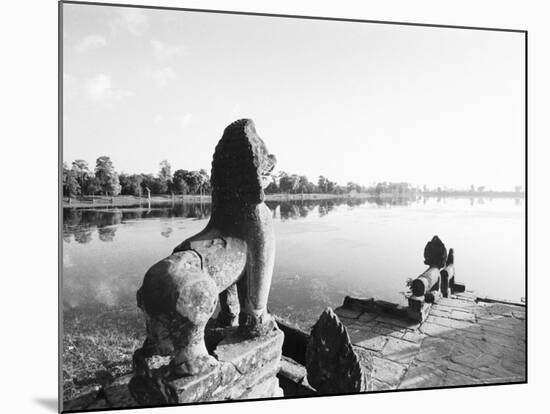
[210,119,276,211]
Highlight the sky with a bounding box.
[62,4,525,191]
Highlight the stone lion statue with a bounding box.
[134,119,277,376]
[423,235,447,269]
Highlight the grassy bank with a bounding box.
[63,306,144,401]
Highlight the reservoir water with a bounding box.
[62,196,525,329]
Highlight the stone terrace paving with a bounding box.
[333,292,526,391]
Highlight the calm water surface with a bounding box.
[62,197,525,329]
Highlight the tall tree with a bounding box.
[63,162,81,198]
[173,169,190,194]
[140,173,167,195]
[119,173,143,196]
[173,170,202,194]
[297,176,311,193]
[318,176,328,193]
[71,160,91,194]
[198,169,211,194]
[158,160,172,194]
[85,176,101,196]
[279,172,298,193]
[159,160,172,180]
[95,156,121,196]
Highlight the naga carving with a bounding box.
[134,119,277,376]
[306,308,373,394]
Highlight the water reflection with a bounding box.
[63,203,213,243]
[98,226,117,242]
[64,196,419,242]
[74,229,92,244]
[160,227,173,238]
[266,196,417,221]
[62,195,520,243]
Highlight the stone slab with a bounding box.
[380,337,422,365]
[355,335,388,352]
[339,294,525,391]
[371,356,407,387]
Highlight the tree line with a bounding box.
[264,173,420,196]
[62,156,421,198]
[63,157,211,198]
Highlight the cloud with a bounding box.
[86,74,111,100]
[76,34,107,52]
[147,66,177,88]
[151,40,187,60]
[111,8,149,35]
[179,113,193,128]
[85,74,130,103]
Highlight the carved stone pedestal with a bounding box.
[130,326,285,406]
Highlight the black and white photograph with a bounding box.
[59,1,526,412]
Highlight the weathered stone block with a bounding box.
[342,296,375,312]
[450,281,466,293]
[408,295,425,312]
[240,377,283,400]
[168,361,239,403]
[214,328,284,374]
[279,357,307,383]
[407,296,432,323]
[125,327,284,407]
[358,311,377,323]
[334,306,363,320]
[211,358,281,401]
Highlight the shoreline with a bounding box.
[62,192,525,209]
